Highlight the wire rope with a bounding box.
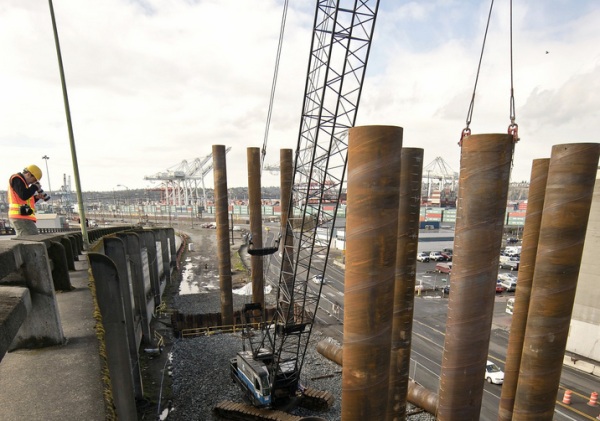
[460,0,495,146]
[261,0,290,172]
[461,0,519,145]
[508,0,519,142]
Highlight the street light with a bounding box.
[117,184,132,223]
[42,155,52,194]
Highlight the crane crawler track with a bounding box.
[298,387,335,411]
[213,401,303,421]
[214,388,333,421]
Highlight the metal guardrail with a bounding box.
[180,322,262,338]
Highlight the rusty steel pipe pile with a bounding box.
[512,143,600,421]
[342,125,403,421]
[247,147,264,308]
[317,338,439,415]
[279,149,295,293]
[279,149,293,234]
[316,338,344,366]
[438,134,514,421]
[498,159,549,421]
[212,144,234,326]
[387,147,424,421]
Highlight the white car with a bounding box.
[500,279,517,292]
[312,274,324,284]
[416,252,430,262]
[485,360,504,384]
[429,251,445,261]
[498,273,517,283]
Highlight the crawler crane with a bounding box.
[230,0,380,409]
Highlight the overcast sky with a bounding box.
[1,0,598,194]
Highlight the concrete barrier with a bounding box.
[0,226,138,363]
[87,227,179,418]
[0,241,64,360]
[0,287,31,361]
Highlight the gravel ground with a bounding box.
[161,226,436,421]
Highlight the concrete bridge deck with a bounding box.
[0,256,106,421]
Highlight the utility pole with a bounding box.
[49,0,89,248]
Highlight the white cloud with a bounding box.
[0,0,598,193]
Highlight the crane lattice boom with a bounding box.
[248,0,381,406]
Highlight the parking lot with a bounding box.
[416,256,519,296]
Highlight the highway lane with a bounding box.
[314,252,599,420]
[258,229,599,420]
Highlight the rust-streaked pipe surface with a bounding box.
[408,380,439,416]
[387,148,424,421]
[498,159,549,421]
[316,338,343,366]
[438,134,514,421]
[213,144,233,326]
[342,125,403,421]
[247,147,264,308]
[280,149,293,235]
[279,149,294,303]
[317,338,438,416]
[512,143,600,421]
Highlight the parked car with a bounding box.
[496,280,506,293]
[500,279,517,292]
[442,284,450,295]
[506,237,519,244]
[499,260,519,271]
[441,250,453,261]
[435,262,452,274]
[485,360,504,384]
[498,273,517,283]
[504,246,522,257]
[416,252,430,263]
[312,274,324,284]
[429,251,445,261]
[0,219,16,235]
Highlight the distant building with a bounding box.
[567,174,600,362]
[36,213,67,229]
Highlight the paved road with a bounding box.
[301,251,600,421]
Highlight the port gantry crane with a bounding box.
[144,148,231,210]
[231,0,380,408]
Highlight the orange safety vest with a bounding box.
[8,174,37,222]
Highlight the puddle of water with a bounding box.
[179,258,220,295]
[233,283,273,296]
[179,256,273,296]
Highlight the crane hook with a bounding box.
[458,127,472,147]
[508,123,519,143]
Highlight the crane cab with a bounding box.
[230,350,272,407]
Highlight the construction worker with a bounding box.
[8,165,50,236]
